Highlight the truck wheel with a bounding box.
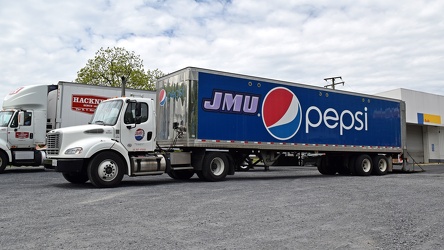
[372,155,389,175]
[348,156,357,175]
[337,163,351,175]
[87,152,125,188]
[354,154,373,176]
[0,151,8,174]
[62,171,89,184]
[201,152,229,181]
[336,156,351,175]
[316,156,336,175]
[196,171,205,180]
[168,170,194,180]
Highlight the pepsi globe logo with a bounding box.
[262,87,302,140]
[135,128,145,141]
[159,89,166,106]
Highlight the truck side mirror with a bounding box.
[18,111,25,126]
[135,103,142,116]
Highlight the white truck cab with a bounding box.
[46,97,168,187]
[0,85,51,172]
[0,82,155,173]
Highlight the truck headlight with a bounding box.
[65,147,83,155]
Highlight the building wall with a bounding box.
[378,88,444,163]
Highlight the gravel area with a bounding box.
[1,164,444,249]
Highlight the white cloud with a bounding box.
[1,0,444,106]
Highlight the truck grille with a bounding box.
[46,133,61,155]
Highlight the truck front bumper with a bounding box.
[50,159,85,173]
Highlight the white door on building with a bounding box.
[439,127,444,161]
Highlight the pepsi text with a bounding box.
[306,106,368,136]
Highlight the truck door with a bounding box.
[119,101,156,152]
[7,111,35,148]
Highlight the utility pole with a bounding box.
[324,76,344,89]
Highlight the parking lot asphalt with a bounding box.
[1,164,444,249]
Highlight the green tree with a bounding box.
[75,47,163,91]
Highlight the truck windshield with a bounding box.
[90,100,123,126]
[0,111,14,127]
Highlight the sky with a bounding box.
[1,0,444,105]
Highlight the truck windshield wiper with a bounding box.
[94,121,105,125]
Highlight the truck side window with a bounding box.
[124,104,135,124]
[124,103,148,124]
[24,112,32,126]
[140,103,148,123]
[10,113,18,128]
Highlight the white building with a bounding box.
[378,88,444,163]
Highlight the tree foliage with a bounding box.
[75,47,163,91]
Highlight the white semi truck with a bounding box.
[45,67,406,188]
[0,82,154,173]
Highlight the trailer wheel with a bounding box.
[336,156,350,175]
[201,152,229,181]
[0,151,8,173]
[317,156,336,175]
[196,171,205,180]
[62,171,89,184]
[348,155,357,175]
[337,167,350,175]
[372,155,389,175]
[238,164,250,171]
[87,152,125,188]
[168,170,195,180]
[354,154,373,176]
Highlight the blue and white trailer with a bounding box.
[46,67,406,187]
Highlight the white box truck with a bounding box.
[0,82,154,173]
[46,67,406,188]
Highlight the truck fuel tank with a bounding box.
[130,155,166,175]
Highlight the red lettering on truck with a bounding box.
[71,95,108,114]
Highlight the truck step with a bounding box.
[171,166,194,170]
[131,171,165,176]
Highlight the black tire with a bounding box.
[316,156,336,175]
[62,171,89,184]
[233,153,250,171]
[0,151,8,174]
[337,166,350,175]
[335,156,350,175]
[196,171,205,180]
[201,152,229,181]
[168,170,195,180]
[87,151,125,188]
[237,164,250,171]
[354,154,373,176]
[372,155,389,175]
[348,155,357,175]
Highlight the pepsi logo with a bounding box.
[135,128,145,141]
[159,89,166,106]
[262,87,302,140]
